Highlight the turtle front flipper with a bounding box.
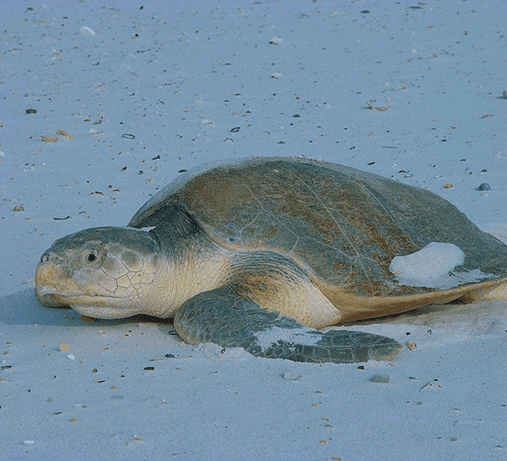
[174,287,403,364]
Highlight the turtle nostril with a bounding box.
[40,252,53,264]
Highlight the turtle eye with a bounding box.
[79,246,104,265]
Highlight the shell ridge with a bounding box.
[355,178,407,234]
[291,172,373,284]
[238,177,301,242]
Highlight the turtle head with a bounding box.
[35,227,161,319]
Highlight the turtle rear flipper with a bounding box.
[174,287,403,364]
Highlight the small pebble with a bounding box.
[477,183,491,191]
[125,437,144,446]
[66,354,75,361]
[444,183,453,189]
[12,205,24,212]
[370,373,390,384]
[282,370,302,381]
[230,126,240,133]
[80,26,95,36]
[59,342,71,352]
[22,440,35,445]
[408,342,417,351]
[81,316,98,322]
[25,109,37,114]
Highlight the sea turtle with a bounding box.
[35,157,507,363]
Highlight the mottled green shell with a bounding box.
[129,157,507,298]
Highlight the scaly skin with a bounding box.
[36,223,403,363]
[35,158,507,364]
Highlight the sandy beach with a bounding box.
[1,1,506,459]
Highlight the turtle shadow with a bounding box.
[2,288,503,337]
[0,288,174,329]
[0,288,73,326]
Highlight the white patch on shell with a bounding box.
[254,326,321,350]
[390,242,493,289]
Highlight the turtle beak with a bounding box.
[35,251,70,307]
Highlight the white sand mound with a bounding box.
[390,242,492,289]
